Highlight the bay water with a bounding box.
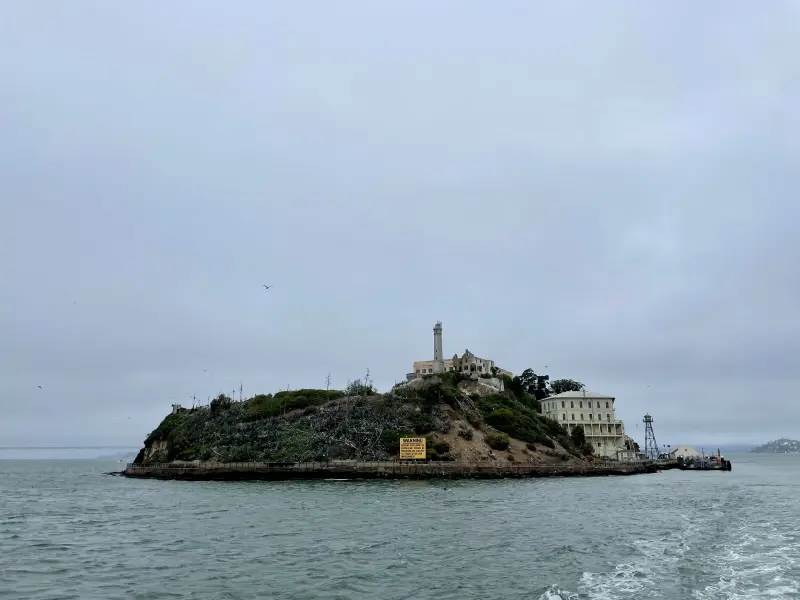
[1,454,798,599]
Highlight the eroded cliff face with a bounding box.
[134,440,168,464]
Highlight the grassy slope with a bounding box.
[134,375,585,465]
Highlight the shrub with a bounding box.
[380,429,401,454]
[485,433,510,450]
[507,453,516,462]
[432,439,450,454]
[245,389,344,420]
[486,408,515,429]
[210,394,232,414]
[570,425,587,448]
[458,428,474,440]
[345,379,374,396]
[525,433,555,449]
[557,434,578,455]
[467,413,483,429]
[415,380,463,409]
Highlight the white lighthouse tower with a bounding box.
[432,321,445,373]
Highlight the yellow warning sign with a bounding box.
[399,437,427,460]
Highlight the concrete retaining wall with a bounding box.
[122,459,677,481]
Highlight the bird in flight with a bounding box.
[37,385,42,389]
[262,285,272,290]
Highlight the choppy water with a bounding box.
[1,455,799,599]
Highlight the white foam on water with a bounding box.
[535,585,578,600]
[691,520,800,600]
[541,515,699,600]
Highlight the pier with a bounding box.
[120,459,679,481]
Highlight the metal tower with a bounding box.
[643,414,659,460]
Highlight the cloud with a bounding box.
[1,1,798,449]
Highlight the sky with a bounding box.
[1,2,799,455]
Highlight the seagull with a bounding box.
[37,385,42,389]
[262,285,272,290]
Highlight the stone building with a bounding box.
[408,322,513,380]
[540,390,628,459]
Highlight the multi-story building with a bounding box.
[540,390,627,458]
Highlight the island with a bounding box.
[123,370,667,481]
[751,439,800,454]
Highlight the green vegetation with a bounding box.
[570,425,594,456]
[549,379,585,395]
[485,433,510,450]
[245,389,345,421]
[135,365,595,465]
[143,412,182,446]
[475,393,577,454]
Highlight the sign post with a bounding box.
[399,437,427,460]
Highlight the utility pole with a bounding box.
[326,373,331,391]
[364,368,371,394]
[239,381,243,402]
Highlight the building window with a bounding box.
[580,414,584,420]
[589,414,593,420]
[579,401,583,408]
[561,401,565,408]
[606,401,609,408]
[570,401,574,408]
[597,442,601,447]
[571,414,575,420]
[416,369,420,374]
[478,366,482,372]
[607,414,610,421]
[562,414,566,421]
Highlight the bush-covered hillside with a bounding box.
[134,373,592,465]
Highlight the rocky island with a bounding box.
[125,371,662,480]
[751,439,800,454]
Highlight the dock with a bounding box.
[119,459,680,481]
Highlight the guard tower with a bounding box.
[643,413,659,460]
[432,321,444,373]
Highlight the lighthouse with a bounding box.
[432,321,444,373]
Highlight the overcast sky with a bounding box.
[1,2,798,455]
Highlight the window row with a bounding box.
[561,413,613,422]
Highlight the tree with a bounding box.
[210,393,232,414]
[570,424,586,448]
[513,368,538,395]
[550,379,585,395]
